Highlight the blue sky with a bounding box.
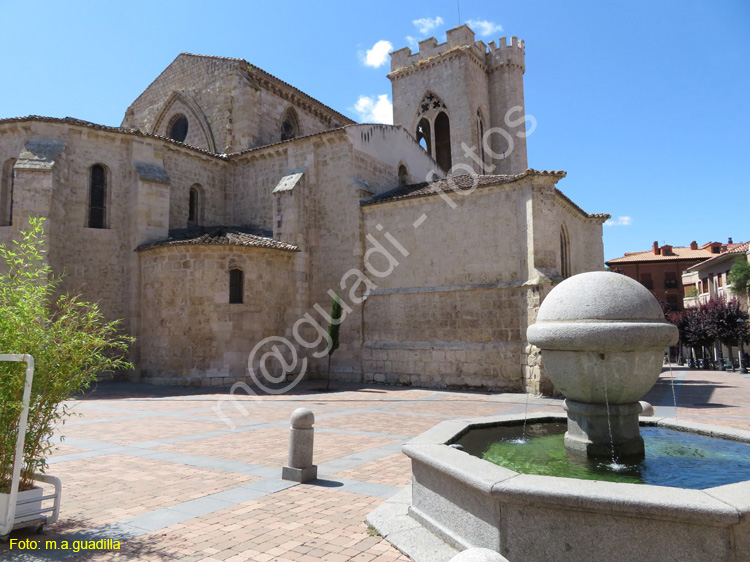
[1,0,747,261]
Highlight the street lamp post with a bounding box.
[739,318,747,374]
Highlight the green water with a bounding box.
[460,424,750,489]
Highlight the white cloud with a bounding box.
[466,19,503,37]
[406,35,420,50]
[413,16,444,35]
[604,216,633,227]
[353,95,393,124]
[360,40,393,68]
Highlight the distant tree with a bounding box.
[728,256,750,298]
[667,310,687,364]
[681,306,714,368]
[704,298,749,369]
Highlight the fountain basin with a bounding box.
[400,412,750,562]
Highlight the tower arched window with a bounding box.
[168,114,189,142]
[229,268,244,304]
[416,118,431,154]
[434,112,452,172]
[188,184,202,226]
[280,108,300,141]
[1,158,16,226]
[476,110,486,174]
[560,225,571,279]
[88,164,108,229]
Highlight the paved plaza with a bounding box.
[2,365,749,561]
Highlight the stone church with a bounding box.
[0,25,608,393]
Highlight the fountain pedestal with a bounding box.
[564,399,644,458]
[526,271,678,460]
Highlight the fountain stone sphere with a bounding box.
[527,271,678,457]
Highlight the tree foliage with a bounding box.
[704,297,749,347]
[0,218,133,493]
[728,256,750,297]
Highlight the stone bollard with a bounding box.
[281,408,318,483]
[639,400,655,417]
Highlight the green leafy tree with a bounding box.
[728,256,750,298]
[704,298,749,369]
[325,293,343,391]
[0,218,132,493]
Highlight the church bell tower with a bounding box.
[388,24,528,177]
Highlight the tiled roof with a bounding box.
[361,170,565,206]
[136,227,299,253]
[607,247,714,265]
[230,126,348,156]
[361,170,609,220]
[685,242,749,271]
[0,116,229,159]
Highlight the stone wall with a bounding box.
[138,244,297,385]
[360,181,533,390]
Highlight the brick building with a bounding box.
[606,240,731,311]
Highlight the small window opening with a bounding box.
[398,165,408,186]
[168,114,189,142]
[229,268,244,304]
[1,158,15,226]
[188,186,200,226]
[89,164,107,229]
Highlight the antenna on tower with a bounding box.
[457,0,461,25]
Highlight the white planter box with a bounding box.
[0,487,43,525]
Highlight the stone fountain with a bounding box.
[526,271,678,458]
[368,272,750,562]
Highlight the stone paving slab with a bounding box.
[1,366,748,561]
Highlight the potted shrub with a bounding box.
[0,218,132,532]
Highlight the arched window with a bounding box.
[416,118,431,154]
[188,184,202,226]
[280,108,300,141]
[229,268,244,304]
[168,114,189,142]
[88,164,107,229]
[434,112,452,172]
[398,164,408,186]
[476,110,486,174]
[560,225,571,279]
[1,158,15,226]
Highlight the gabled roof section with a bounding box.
[131,53,355,130]
[684,242,749,272]
[361,170,567,207]
[136,226,299,253]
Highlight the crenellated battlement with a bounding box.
[487,36,525,71]
[389,24,525,74]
